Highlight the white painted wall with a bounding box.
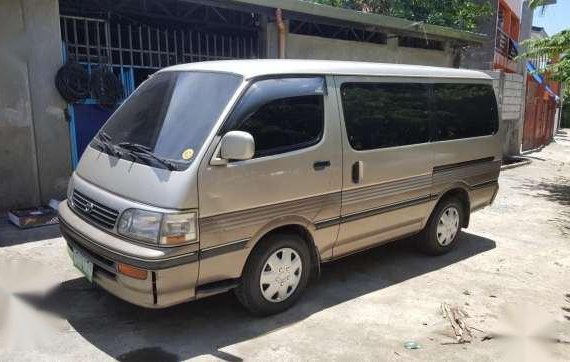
[488,70,525,156]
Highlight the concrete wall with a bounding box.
[286,33,453,67]
[519,1,535,41]
[487,70,525,156]
[0,0,70,211]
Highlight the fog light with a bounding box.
[117,263,148,280]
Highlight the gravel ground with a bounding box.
[1,130,569,361]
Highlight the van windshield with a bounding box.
[93,71,242,170]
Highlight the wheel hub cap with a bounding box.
[436,206,460,246]
[259,247,302,303]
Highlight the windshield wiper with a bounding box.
[99,131,112,142]
[93,132,121,157]
[117,142,177,171]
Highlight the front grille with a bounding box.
[71,190,119,229]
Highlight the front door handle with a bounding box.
[352,161,363,183]
[313,160,331,171]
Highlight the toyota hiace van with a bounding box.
[59,60,501,315]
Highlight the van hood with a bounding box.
[75,146,198,210]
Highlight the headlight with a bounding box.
[118,209,162,243]
[160,212,197,246]
[118,209,197,246]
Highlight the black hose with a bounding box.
[55,61,90,103]
[90,67,124,109]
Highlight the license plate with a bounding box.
[70,249,94,283]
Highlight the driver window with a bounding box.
[226,77,325,158]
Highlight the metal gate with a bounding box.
[59,12,259,166]
[60,15,259,81]
[522,76,556,151]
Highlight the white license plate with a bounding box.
[70,249,94,283]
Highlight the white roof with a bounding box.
[162,59,491,81]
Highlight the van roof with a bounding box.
[162,59,492,81]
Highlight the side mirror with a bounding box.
[220,131,255,161]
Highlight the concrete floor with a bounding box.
[1,130,569,361]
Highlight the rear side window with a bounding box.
[228,77,325,158]
[433,83,498,141]
[341,83,430,150]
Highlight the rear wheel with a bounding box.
[418,197,464,255]
[235,233,311,316]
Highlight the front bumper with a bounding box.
[59,202,199,308]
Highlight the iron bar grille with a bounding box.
[60,15,259,71]
[495,27,517,61]
[72,190,119,229]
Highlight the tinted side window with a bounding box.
[230,77,325,158]
[237,95,324,157]
[433,84,498,141]
[341,83,430,150]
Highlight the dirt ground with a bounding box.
[1,130,569,361]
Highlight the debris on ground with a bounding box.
[403,341,421,349]
[441,303,473,343]
[7,206,59,229]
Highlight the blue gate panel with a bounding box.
[72,104,113,160]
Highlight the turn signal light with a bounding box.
[117,263,148,280]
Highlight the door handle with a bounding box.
[313,160,331,171]
[352,161,363,183]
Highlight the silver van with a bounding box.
[59,60,501,315]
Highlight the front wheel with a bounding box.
[418,197,464,255]
[235,233,311,316]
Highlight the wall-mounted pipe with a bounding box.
[275,8,286,59]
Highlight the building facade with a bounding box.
[0,0,486,211]
[463,0,559,156]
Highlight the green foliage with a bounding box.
[390,1,492,32]
[527,0,547,9]
[519,30,570,107]
[521,1,570,117]
[308,0,493,32]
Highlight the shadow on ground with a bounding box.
[522,155,546,162]
[518,177,570,206]
[26,231,495,361]
[0,218,61,247]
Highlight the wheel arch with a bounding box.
[243,217,321,281]
[430,184,471,228]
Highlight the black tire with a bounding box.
[235,233,311,316]
[418,197,464,256]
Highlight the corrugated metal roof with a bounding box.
[208,0,487,44]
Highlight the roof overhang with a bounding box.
[185,0,487,45]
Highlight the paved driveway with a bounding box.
[1,130,570,361]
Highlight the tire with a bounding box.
[418,197,464,256]
[235,233,311,316]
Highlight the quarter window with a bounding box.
[228,77,325,158]
[341,83,430,150]
[433,83,498,141]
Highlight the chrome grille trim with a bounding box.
[71,190,119,229]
